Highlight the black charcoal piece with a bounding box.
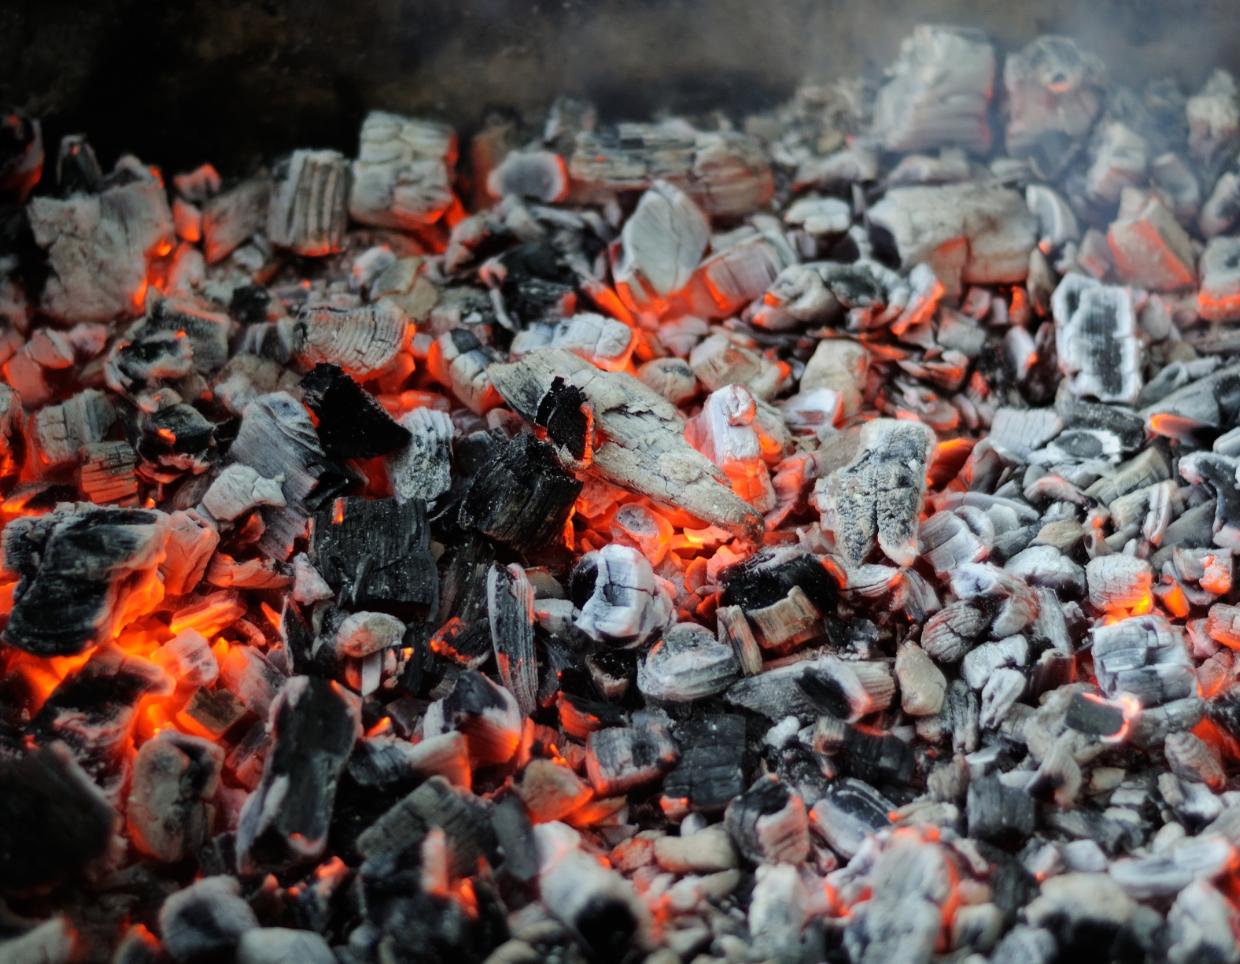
[2,507,167,656]
[967,775,1036,844]
[487,562,538,716]
[491,792,540,884]
[127,732,224,862]
[423,669,522,765]
[809,778,894,859]
[535,376,592,462]
[311,496,437,614]
[177,687,248,740]
[236,676,359,872]
[357,775,496,876]
[458,432,581,551]
[586,722,679,796]
[718,546,839,615]
[661,715,747,815]
[158,875,259,963]
[345,736,427,795]
[1065,691,1127,738]
[0,745,116,894]
[300,363,411,459]
[838,725,916,787]
[724,774,811,865]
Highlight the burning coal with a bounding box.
[4,23,1240,964]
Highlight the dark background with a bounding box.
[3,0,1238,174]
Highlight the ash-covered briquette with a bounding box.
[12,20,1240,964]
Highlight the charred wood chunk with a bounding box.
[293,301,408,379]
[177,687,248,741]
[1199,236,1240,322]
[158,875,259,964]
[661,715,747,816]
[1107,190,1197,292]
[637,622,739,702]
[229,392,329,560]
[203,176,271,263]
[612,179,709,306]
[428,328,503,415]
[0,110,42,201]
[107,296,232,397]
[491,793,540,884]
[2,507,168,656]
[967,774,1036,844]
[837,724,916,788]
[0,745,116,895]
[813,417,936,568]
[487,148,568,202]
[718,546,838,615]
[200,464,286,524]
[488,348,762,538]
[585,722,679,796]
[725,774,811,865]
[301,363,411,459]
[137,402,216,474]
[872,25,995,154]
[349,111,456,229]
[31,387,116,468]
[79,440,140,506]
[809,778,893,859]
[1179,452,1240,552]
[311,496,437,614]
[1064,691,1126,739]
[458,432,581,552]
[487,562,538,716]
[570,544,674,649]
[535,376,593,465]
[236,676,359,872]
[1052,273,1142,405]
[237,929,334,964]
[388,407,453,504]
[423,669,522,765]
[27,167,172,322]
[267,149,349,256]
[1004,36,1105,176]
[357,775,495,877]
[127,732,224,863]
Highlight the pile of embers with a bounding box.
[10,23,1240,964]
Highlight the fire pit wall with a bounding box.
[8,1,1240,963]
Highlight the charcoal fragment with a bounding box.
[300,363,411,459]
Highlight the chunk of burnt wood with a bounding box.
[967,775,1036,844]
[812,417,936,568]
[423,670,522,765]
[293,301,408,379]
[725,774,811,865]
[1107,190,1197,292]
[1198,236,1240,322]
[637,622,740,702]
[31,387,116,468]
[458,432,581,552]
[78,440,140,505]
[357,775,495,877]
[200,464,286,524]
[491,793,540,884]
[236,676,359,872]
[534,376,593,465]
[570,543,674,649]
[177,687,248,741]
[27,165,172,322]
[0,745,116,895]
[2,506,168,656]
[612,180,709,307]
[0,110,42,201]
[585,721,679,796]
[126,732,224,863]
[158,875,259,964]
[719,546,839,615]
[267,149,349,256]
[487,562,538,716]
[1179,451,1240,551]
[1004,36,1105,175]
[833,724,917,787]
[311,496,437,614]
[809,778,893,859]
[388,407,453,504]
[228,392,329,560]
[488,348,763,538]
[661,715,747,817]
[1052,273,1142,405]
[136,402,216,475]
[487,149,568,202]
[237,929,334,964]
[301,363,411,459]
[349,111,456,229]
[872,25,995,154]
[1091,614,1194,707]
[203,176,271,263]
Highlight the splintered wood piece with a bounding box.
[1004,36,1104,174]
[571,544,674,649]
[293,300,407,379]
[387,407,453,504]
[2,507,168,656]
[228,392,329,560]
[27,169,172,322]
[867,183,1036,295]
[1052,273,1142,405]
[267,149,349,256]
[1107,190,1197,292]
[349,111,456,229]
[812,417,936,567]
[236,676,359,872]
[202,176,271,263]
[31,388,116,467]
[872,25,995,154]
[613,180,709,305]
[489,348,763,537]
[487,562,538,716]
[312,496,437,614]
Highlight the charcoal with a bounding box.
[220,644,285,716]
[158,875,259,963]
[0,917,76,964]
[653,827,738,873]
[311,496,437,614]
[126,731,223,863]
[834,724,916,787]
[429,328,503,414]
[585,722,679,796]
[488,348,763,538]
[388,407,454,504]
[487,562,538,716]
[967,775,1036,844]
[78,440,140,505]
[688,330,790,399]
[294,301,408,379]
[896,641,948,716]
[570,544,674,649]
[1064,691,1126,738]
[203,176,271,262]
[1053,273,1141,405]
[0,109,42,200]
[177,687,248,741]
[1107,189,1197,291]
[349,111,455,229]
[637,622,739,702]
[1179,451,1240,551]
[2,507,168,655]
[358,776,495,876]
[301,363,411,459]
[267,149,349,256]
[492,792,540,884]
[0,745,116,894]
[813,417,936,567]
[488,149,568,202]
[236,676,360,872]
[661,715,747,817]
[1166,880,1240,964]
[809,778,893,859]
[423,670,522,765]
[237,929,334,964]
[718,545,838,614]
[458,432,582,552]
[724,774,810,865]
[612,180,709,307]
[516,758,592,822]
[30,387,116,467]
